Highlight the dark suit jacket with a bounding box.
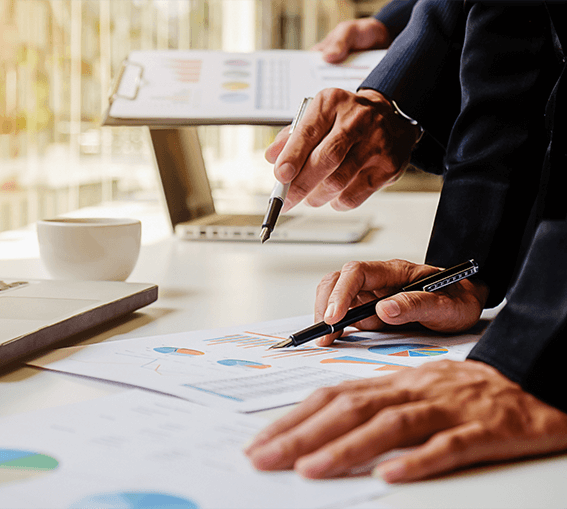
[361,0,567,412]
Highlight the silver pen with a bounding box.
[260,97,313,243]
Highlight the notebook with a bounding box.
[0,278,158,370]
[149,128,372,243]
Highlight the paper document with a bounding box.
[30,315,482,412]
[107,50,386,125]
[0,390,389,509]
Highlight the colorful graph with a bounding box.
[369,343,448,357]
[222,81,249,91]
[203,332,338,360]
[71,492,199,509]
[321,356,408,371]
[0,449,58,485]
[217,359,271,369]
[167,58,202,83]
[263,345,339,359]
[153,347,204,356]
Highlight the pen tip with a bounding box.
[268,338,292,349]
[260,227,271,244]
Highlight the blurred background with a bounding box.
[1,0,439,235]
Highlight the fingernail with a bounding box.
[379,300,400,318]
[373,460,406,483]
[277,162,295,182]
[324,303,336,322]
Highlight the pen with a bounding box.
[268,259,479,349]
[260,97,313,243]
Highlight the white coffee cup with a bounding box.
[37,217,141,281]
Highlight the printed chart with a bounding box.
[31,315,481,412]
[369,343,449,357]
[0,449,58,485]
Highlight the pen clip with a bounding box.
[422,260,479,292]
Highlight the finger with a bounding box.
[375,421,493,483]
[245,383,344,456]
[248,386,413,471]
[264,126,290,164]
[314,270,341,323]
[323,260,429,324]
[246,376,399,453]
[312,25,353,63]
[315,290,386,348]
[295,397,455,479]
[283,124,355,210]
[273,96,332,185]
[376,285,480,333]
[322,261,369,324]
[330,160,404,211]
[304,155,361,208]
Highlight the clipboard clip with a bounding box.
[109,59,144,104]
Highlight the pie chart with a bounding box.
[153,347,204,356]
[369,343,448,357]
[71,492,199,509]
[217,359,270,369]
[0,449,58,485]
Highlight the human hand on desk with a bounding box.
[245,359,567,482]
[265,89,420,213]
[314,259,490,346]
[312,17,392,63]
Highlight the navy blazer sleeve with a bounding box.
[373,0,418,40]
[361,1,558,307]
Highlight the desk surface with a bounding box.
[1,191,566,509]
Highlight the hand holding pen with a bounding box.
[270,259,488,349]
[260,97,313,243]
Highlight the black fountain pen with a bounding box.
[269,259,479,349]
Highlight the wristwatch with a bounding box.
[390,99,424,145]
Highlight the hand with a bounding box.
[245,359,567,482]
[314,259,489,346]
[265,89,420,213]
[312,18,392,63]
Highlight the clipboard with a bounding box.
[102,49,386,127]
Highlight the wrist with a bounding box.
[357,89,423,148]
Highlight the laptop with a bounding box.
[149,127,371,243]
[0,278,157,370]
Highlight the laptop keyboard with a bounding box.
[207,214,294,227]
[0,281,28,292]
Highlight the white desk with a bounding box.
[1,191,566,509]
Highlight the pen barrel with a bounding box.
[261,197,284,230]
[332,298,382,330]
[289,322,333,346]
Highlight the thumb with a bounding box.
[322,42,350,63]
[376,291,459,333]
